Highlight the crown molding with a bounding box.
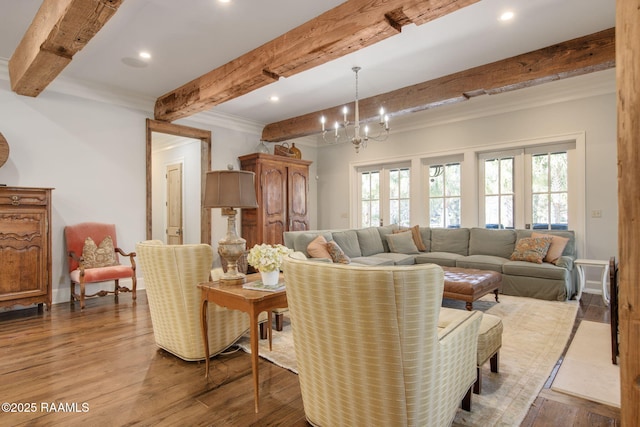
[390,68,616,135]
[0,58,265,135]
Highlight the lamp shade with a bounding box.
[204,170,258,209]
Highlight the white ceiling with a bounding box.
[0,0,616,126]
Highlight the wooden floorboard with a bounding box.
[0,290,619,426]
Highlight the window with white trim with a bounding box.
[358,163,411,227]
[428,162,461,228]
[479,142,574,230]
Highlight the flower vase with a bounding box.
[260,270,279,287]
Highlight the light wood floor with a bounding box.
[0,291,619,426]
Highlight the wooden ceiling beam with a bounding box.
[9,0,123,97]
[153,0,481,122]
[261,28,616,142]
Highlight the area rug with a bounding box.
[551,320,620,407]
[237,294,578,427]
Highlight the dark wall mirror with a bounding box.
[146,119,212,245]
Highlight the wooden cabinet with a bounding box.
[0,187,52,311]
[239,153,311,249]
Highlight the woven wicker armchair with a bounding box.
[136,240,250,361]
[283,256,482,427]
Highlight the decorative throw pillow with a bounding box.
[510,237,553,264]
[82,236,117,268]
[532,232,569,264]
[393,225,426,251]
[307,235,332,259]
[387,231,420,254]
[325,241,350,264]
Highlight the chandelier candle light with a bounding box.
[321,67,390,153]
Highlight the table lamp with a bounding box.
[204,168,258,285]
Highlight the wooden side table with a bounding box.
[574,258,610,305]
[198,274,287,413]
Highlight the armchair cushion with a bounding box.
[70,265,135,283]
[82,236,117,268]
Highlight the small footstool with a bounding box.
[475,313,503,394]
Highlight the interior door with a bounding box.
[288,164,309,231]
[166,163,183,244]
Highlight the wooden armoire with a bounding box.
[0,186,53,311]
[239,153,311,249]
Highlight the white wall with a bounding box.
[315,70,617,293]
[0,71,320,307]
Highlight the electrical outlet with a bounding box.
[591,209,602,218]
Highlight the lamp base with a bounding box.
[219,276,246,287]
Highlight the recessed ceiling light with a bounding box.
[269,95,279,102]
[139,51,152,60]
[499,11,514,21]
[218,0,231,3]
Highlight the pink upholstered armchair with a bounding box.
[65,222,137,309]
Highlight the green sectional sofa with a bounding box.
[283,226,578,301]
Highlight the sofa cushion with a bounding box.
[414,252,464,267]
[419,227,431,252]
[332,230,362,258]
[468,228,516,259]
[532,232,569,264]
[356,227,385,256]
[350,256,395,266]
[293,232,333,256]
[431,228,470,256]
[372,252,416,265]
[455,255,508,273]
[516,230,576,258]
[387,231,420,254]
[510,237,553,264]
[326,241,350,264]
[393,225,426,251]
[376,224,399,252]
[502,261,569,281]
[307,235,332,259]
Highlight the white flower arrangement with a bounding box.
[247,243,292,273]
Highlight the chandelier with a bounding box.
[320,67,389,153]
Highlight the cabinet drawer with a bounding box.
[0,189,49,206]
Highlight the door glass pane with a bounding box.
[532,154,548,193]
[446,197,461,228]
[430,198,444,228]
[430,168,444,197]
[550,152,568,192]
[500,158,514,193]
[501,195,514,228]
[485,159,499,194]
[389,199,399,225]
[445,163,461,197]
[485,195,499,226]
[551,193,568,225]
[389,169,399,198]
[399,169,410,198]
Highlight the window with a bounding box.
[360,170,380,227]
[429,163,461,228]
[389,167,410,226]
[358,163,410,227]
[483,157,515,229]
[530,152,568,230]
[479,143,573,230]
